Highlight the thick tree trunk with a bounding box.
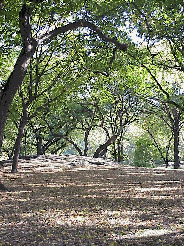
[0,47,37,153]
[12,108,27,173]
[0,3,38,153]
[24,129,27,156]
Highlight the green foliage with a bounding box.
[134,134,160,167]
[1,0,183,162]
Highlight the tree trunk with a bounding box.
[84,129,90,156]
[173,109,180,169]
[165,158,169,168]
[94,134,118,158]
[37,136,43,156]
[11,108,28,173]
[165,134,173,168]
[24,129,27,156]
[0,47,37,153]
[93,124,124,158]
[117,139,124,163]
[147,128,173,168]
[173,126,180,169]
[0,3,38,153]
[112,141,117,161]
[66,138,83,156]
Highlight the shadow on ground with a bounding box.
[0,155,184,245]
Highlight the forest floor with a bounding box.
[0,155,184,246]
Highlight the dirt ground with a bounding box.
[0,155,184,245]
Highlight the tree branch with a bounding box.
[0,0,3,10]
[39,20,128,51]
[19,4,36,49]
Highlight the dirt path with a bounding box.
[1,155,184,245]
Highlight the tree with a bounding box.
[141,113,173,167]
[44,78,141,159]
[161,104,182,169]
[43,92,104,156]
[1,0,183,153]
[0,0,129,154]
[93,87,140,158]
[9,40,81,172]
[0,0,183,189]
[134,133,160,167]
[141,94,183,169]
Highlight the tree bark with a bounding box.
[37,136,43,156]
[112,141,117,161]
[0,3,37,152]
[173,110,180,169]
[51,133,83,156]
[64,137,83,156]
[117,139,124,162]
[84,128,92,156]
[93,123,125,158]
[93,133,119,158]
[24,129,27,156]
[165,158,169,168]
[11,108,28,173]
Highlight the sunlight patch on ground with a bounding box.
[122,229,173,239]
[135,187,179,192]
[111,228,176,241]
[46,209,145,228]
[1,156,184,245]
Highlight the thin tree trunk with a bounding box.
[165,158,169,168]
[12,108,28,173]
[84,129,90,156]
[113,141,117,161]
[37,136,43,156]
[93,124,125,158]
[65,137,83,156]
[173,110,180,169]
[94,133,118,158]
[173,126,180,169]
[117,139,123,162]
[24,129,27,156]
[147,128,173,167]
[165,134,173,168]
